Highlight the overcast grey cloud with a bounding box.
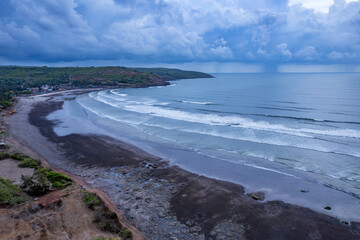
[0,0,359,68]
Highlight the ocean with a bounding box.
[48,73,360,220]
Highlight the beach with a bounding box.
[5,89,360,239]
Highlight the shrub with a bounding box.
[21,171,50,196]
[0,152,11,160]
[120,229,133,240]
[85,192,133,239]
[0,177,25,205]
[0,100,12,108]
[18,158,41,169]
[10,152,29,161]
[20,168,72,196]
[93,209,122,233]
[83,193,100,210]
[45,171,72,189]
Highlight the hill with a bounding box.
[0,66,213,108]
[132,67,213,80]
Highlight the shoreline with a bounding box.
[4,95,145,240]
[6,92,360,239]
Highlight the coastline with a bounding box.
[6,92,360,239]
[4,92,145,240]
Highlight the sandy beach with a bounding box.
[6,92,360,240]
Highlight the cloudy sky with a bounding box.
[0,0,359,72]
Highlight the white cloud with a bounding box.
[276,43,292,59]
[327,51,344,60]
[289,0,358,12]
[257,48,268,56]
[295,46,319,60]
[0,0,359,64]
[210,46,233,58]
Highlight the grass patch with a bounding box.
[45,171,72,189]
[0,152,35,162]
[0,177,25,205]
[9,152,29,161]
[83,192,101,210]
[18,158,41,169]
[21,168,72,195]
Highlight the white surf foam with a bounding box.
[181,100,213,105]
[123,104,360,139]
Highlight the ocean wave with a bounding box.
[77,100,146,126]
[110,90,128,97]
[180,100,213,105]
[142,122,360,157]
[190,150,299,178]
[242,163,298,178]
[94,92,161,107]
[123,104,360,139]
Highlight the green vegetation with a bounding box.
[21,168,73,195]
[18,158,41,169]
[0,66,212,108]
[95,209,122,233]
[121,229,133,239]
[83,192,101,210]
[45,171,72,189]
[0,177,25,205]
[21,170,51,196]
[0,152,29,161]
[133,67,213,80]
[83,192,132,239]
[0,91,14,108]
[0,152,73,196]
[0,66,209,92]
[1,152,43,170]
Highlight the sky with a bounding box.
[0,0,359,72]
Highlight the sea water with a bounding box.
[49,73,360,220]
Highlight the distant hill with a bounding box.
[132,67,214,80]
[0,66,213,108]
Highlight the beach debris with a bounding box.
[251,194,259,200]
[324,206,331,210]
[0,142,5,149]
[300,190,309,193]
[9,110,16,115]
[247,192,265,201]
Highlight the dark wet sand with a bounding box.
[7,96,360,240]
